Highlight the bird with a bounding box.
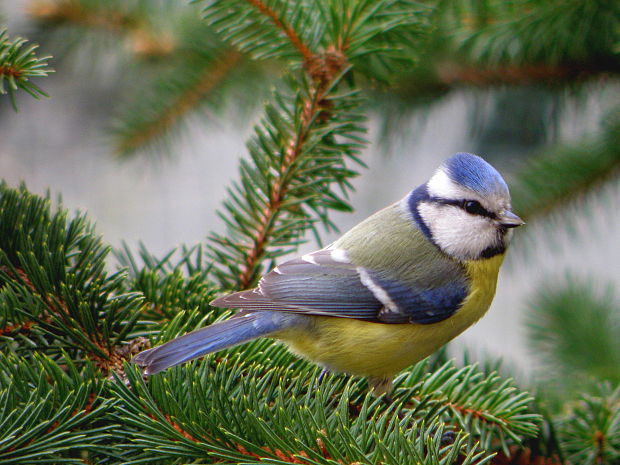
[133,152,524,395]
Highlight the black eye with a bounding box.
[463,200,488,216]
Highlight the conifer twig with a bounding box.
[208,0,350,289]
[237,67,345,289]
[0,29,52,109]
[0,183,146,374]
[244,0,314,63]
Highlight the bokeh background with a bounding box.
[2,0,619,384]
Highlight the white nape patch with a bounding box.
[427,167,471,200]
[330,248,350,263]
[358,268,399,313]
[418,202,501,261]
[301,253,319,265]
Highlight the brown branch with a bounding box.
[594,430,606,464]
[116,49,242,155]
[233,3,348,288]
[28,0,174,57]
[0,320,34,336]
[145,412,334,465]
[447,401,489,422]
[164,414,200,442]
[28,0,137,31]
[242,0,349,83]
[437,62,618,87]
[244,0,314,63]
[96,336,149,375]
[236,81,330,289]
[149,410,315,463]
[490,446,562,465]
[236,444,310,464]
[0,66,23,79]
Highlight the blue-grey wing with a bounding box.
[212,250,382,318]
[359,268,468,324]
[211,249,468,324]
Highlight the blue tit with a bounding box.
[133,152,524,394]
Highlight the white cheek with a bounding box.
[418,203,501,260]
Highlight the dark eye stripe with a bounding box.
[431,197,496,219]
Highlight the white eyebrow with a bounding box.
[427,168,466,199]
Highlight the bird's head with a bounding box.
[412,152,524,261]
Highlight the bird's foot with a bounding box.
[369,377,393,402]
[440,431,457,446]
[317,368,330,385]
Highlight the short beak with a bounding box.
[499,210,525,228]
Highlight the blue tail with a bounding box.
[133,311,292,375]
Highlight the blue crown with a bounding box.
[443,153,508,196]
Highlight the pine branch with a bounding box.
[510,109,620,221]
[558,383,620,465]
[456,0,620,67]
[244,0,314,62]
[0,353,116,464]
[114,243,221,332]
[374,0,618,111]
[28,0,175,58]
[205,5,354,288]
[393,361,541,456]
[114,48,244,157]
[202,0,317,64]
[112,358,502,465]
[215,77,362,289]
[0,183,146,373]
[39,1,258,158]
[204,0,427,289]
[436,62,617,88]
[0,29,52,110]
[525,277,620,391]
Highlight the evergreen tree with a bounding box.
[2,0,620,464]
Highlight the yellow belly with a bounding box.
[274,254,504,378]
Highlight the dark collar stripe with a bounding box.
[407,184,434,243]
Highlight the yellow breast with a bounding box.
[275,254,505,378]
